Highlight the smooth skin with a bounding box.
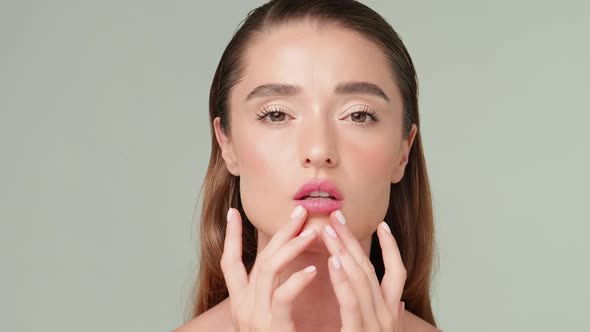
[175,19,441,332]
[221,205,406,332]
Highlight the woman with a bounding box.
[176,0,440,331]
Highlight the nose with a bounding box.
[299,118,339,169]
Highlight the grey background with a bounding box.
[1,0,588,331]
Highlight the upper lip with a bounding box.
[293,179,344,201]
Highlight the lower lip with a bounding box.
[294,198,343,213]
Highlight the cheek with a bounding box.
[342,138,395,238]
[232,119,399,239]
[349,139,394,178]
[234,132,295,236]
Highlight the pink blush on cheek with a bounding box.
[350,142,394,179]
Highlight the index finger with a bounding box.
[258,205,308,258]
[220,208,248,297]
[377,221,406,313]
[248,205,308,285]
[328,211,389,319]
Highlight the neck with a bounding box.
[256,227,372,332]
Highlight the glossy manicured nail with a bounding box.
[299,228,315,238]
[227,208,234,222]
[381,221,391,234]
[325,225,337,238]
[304,265,317,273]
[330,256,342,270]
[335,210,346,224]
[290,205,304,220]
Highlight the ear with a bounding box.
[213,117,240,176]
[391,123,418,184]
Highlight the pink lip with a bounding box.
[293,179,344,213]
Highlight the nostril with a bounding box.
[303,156,336,167]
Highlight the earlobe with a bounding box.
[213,117,240,176]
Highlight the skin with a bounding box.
[176,20,441,331]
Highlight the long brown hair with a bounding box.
[186,0,438,327]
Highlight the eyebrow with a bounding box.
[244,80,390,102]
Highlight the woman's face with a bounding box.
[215,21,416,250]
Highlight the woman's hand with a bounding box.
[221,206,318,332]
[321,210,406,332]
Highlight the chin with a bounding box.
[305,212,332,223]
[301,235,330,254]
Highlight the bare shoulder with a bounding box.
[173,298,440,332]
[403,310,443,332]
[173,298,233,332]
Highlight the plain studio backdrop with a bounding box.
[1,0,588,331]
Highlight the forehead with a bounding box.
[233,21,401,105]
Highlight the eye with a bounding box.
[256,105,292,125]
[344,105,381,126]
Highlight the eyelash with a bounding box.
[255,105,381,126]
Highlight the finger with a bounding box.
[327,255,362,332]
[220,208,248,298]
[271,264,318,324]
[377,221,407,315]
[329,211,392,326]
[321,225,379,331]
[255,228,318,312]
[247,205,308,306]
[393,301,405,332]
[259,205,308,261]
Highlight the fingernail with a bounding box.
[227,208,234,222]
[290,205,304,220]
[299,228,315,238]
[401,301,405,313]
[381,221,391,234]
[304,265,316,273]
[335,210,346,224]
[324,225,337,238]
[331,256,341,270]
